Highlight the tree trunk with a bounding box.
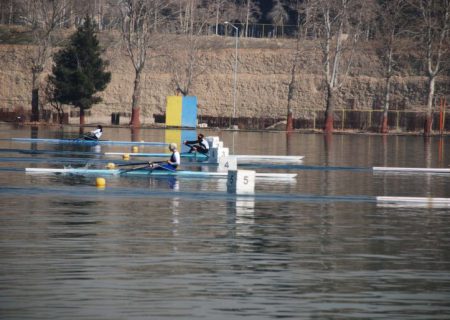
[130,70,142,127]
[31,88,39,122]
[30,71,40,122]
[286,64,296,133]
[380,77,391,134]
[324,86,334,133]
[286,111,293,132]
[8,0,13,24]
[380,111,389,134]
[80,108,85,125]
[245,0,250,37]
[381,47,393,134]
[424,75,435,136]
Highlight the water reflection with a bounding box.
[30,126,38,152]
[131,126,141,142]
[91,144,101,154]
[424,136,432,197]
[438,137,445,166]
[167,176,179,190]
[226,197,256,253]
[171,193,181,249]
[286,131,292,155]
[165,129,197,154]
[227,196,255,224]
[2,124,450,319]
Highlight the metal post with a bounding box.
[225,22,239,128]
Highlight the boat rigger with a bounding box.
[25,167,297,180]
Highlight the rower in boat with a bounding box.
[149,143,180,171]
[84,125,103,141]
[184,133,209,154]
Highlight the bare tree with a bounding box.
[21,0,69,122]
[377,0,408,133]
[168,0,220,97]
[43,80,65,124]
[0,0,6,24]
[234,0,261,37]
[409,0,450,135]
[118,0,170,127]
[285,0,308,132]
[2,0,16,24]
[314,0,369,133]
[176,0,198,34]
[211,0,227,35]
[285,34,301,132]
[268,0,289,37]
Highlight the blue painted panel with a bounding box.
[181,96,197,128]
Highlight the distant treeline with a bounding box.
[0,0,449,134]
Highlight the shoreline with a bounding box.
[7,121,449,137]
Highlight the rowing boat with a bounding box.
[105,152,304,163]
[11,137,167,146]
[106,152,208,160]
[25,167,297,180]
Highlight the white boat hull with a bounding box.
[25,167,297,180]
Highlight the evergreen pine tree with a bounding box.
[49,16,111,125]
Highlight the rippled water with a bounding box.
[1,124,450,319]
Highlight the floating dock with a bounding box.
[377,196,450,208]
[373,167,450,173]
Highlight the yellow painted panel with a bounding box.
[166,96,182,127]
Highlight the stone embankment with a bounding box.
[0,35,447,129]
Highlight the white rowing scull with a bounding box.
[25,167,297,180]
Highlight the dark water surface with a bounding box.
[1,124,450,319]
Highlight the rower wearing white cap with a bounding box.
[149,142,180,171]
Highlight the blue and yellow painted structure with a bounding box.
[165,96,198,128]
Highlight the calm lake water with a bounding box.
[1,123,450,319]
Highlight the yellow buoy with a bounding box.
[132,146,139,153]
[106,162,116,169]
[123,153,130,160]
[96,177,106,188]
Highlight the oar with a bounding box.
[106,161,164,169]
[151,163,177,172]
[118,161,164,167]
[117,161,170,174]
[119,164,151,174]
[120,163,177,175]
